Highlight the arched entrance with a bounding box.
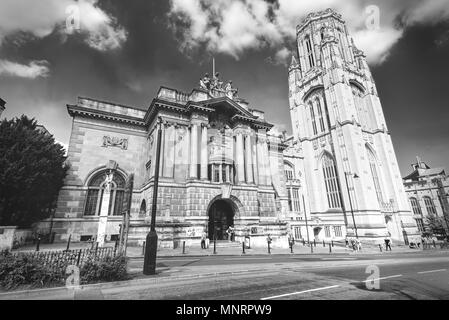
[208,199,235,240]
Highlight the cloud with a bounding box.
[0,60,50,78]
[168,0,449,65]
[0,0,127,51]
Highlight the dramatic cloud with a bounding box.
[0,60,50,78]
[0,0,126,77]
[168,0,449,65]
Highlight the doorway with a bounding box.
[208,200,234,240]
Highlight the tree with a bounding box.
[424,214,447,238]
[0,115,69,227]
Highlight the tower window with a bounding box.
[316,97,325,132]
[309,102,318,135]
[424,197,437,215]
[322,154,342,209]
[305,36,315,68]
[410,197,422,215]
[367,148,383,204]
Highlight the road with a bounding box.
[1,251,449,300]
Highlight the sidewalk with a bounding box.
[126,243,421,258]
[11,241,422,257]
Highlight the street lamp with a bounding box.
[143,117,163,275]
[344,172,359,239]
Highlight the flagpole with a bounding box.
[212,57,215,76]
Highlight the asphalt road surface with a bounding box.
[121,252,449,300]
[2,251,448,300]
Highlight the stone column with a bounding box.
[190,124,198,179]
[200,124,208,180]
[235,131,245,183]
[264,140,272,185]
[252,136,259,185]
[256,135,266,185]
[163,124,175,178]
[97,173,113,247]
[245,134,254,184]
[219,163,223,182]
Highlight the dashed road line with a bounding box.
[261,285,340,300]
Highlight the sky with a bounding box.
[0,0,448,177]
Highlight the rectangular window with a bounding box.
[84,189,99,216]
[325,226,331,238]
[293,189,301,212]
[334,226,342,237]
[294,227,302,240]
[415,218,425,232]
[222,165,227,183]
[214,164,220,182]
[113,190,125,216]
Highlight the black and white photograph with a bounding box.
[1,0,449,310]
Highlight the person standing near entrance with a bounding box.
[384,236,392,251]
[201,232,207,249]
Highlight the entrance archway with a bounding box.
[208,199,235,240]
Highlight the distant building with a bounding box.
[403,158,449,235]
[36,124,50,136]
[0,98,5,118]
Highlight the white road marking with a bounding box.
[361,274,402,283]
[321,258,356,260]
[157,259,200,263]
[417,269,447,274]
[224,257,273,260]
[261,285,340,300]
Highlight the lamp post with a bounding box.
[143,117,163,275]
[344,172,359,239]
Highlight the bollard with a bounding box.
[310,244,313,253]
[329,243,332,253]
[182,241,186,254]
[314,239,316,247]
[302,239,305,246]
[379,244,382,252]
[213,238,217,254]
[242,241,246,254]
[332,240,334,247]
[142,241,146,256]
[323,240,325,247]
[66,234,72,251]
[35,237,41,252]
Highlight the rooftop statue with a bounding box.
[198,69,238,100]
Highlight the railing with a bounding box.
[0,247,117,273]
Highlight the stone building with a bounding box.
[36,9,420,247]
[39,79,299,248]
[287,9,419,243]
[403,158,449,235]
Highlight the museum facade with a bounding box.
[36,9,420,248]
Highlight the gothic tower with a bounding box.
[288,9,419,242]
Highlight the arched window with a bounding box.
[284,162,295,181]
[322,153,342,209]
[410,197,422,215]
[316,97,325,132]
[423,196,437,215]
[367,148,383,204]
[309,101,318,135]
[84,170,126,216]
[305,36,315,68]
[139,199,147,217]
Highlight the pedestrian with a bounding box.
[357,238,362,251]
[345,236,349,248]
[226,226,232,242]
[288,232,295,249]
[201,232,206,249]
[267,234,272,245]
[205,236,210,249]
[384,236,392,251]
